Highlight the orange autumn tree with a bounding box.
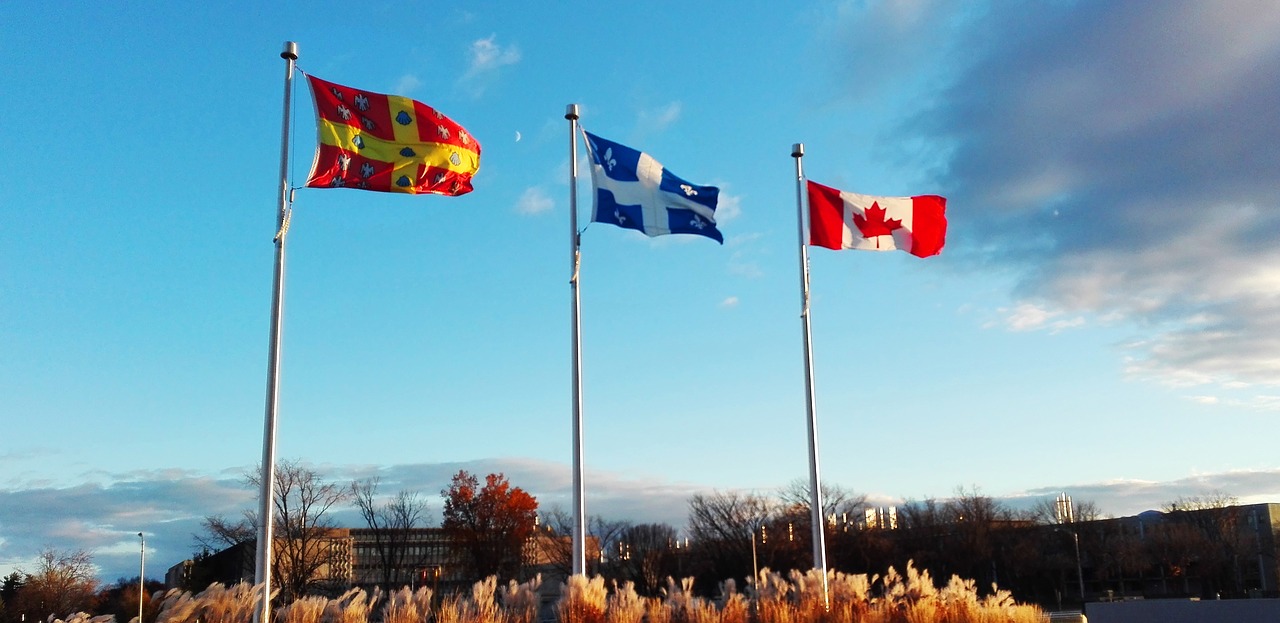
[441,471,539,582]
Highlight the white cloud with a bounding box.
[460,34,521,95]
[998,302,1085,333]
[637,102,682,133]
[516,186,554,216]
[395,74,423,96]
[720,296,740,308]
[726,232,766,279]
[714,191,742,225]
[884,1,1280,389]
[5,460,1280,583]
[469,35,521,73]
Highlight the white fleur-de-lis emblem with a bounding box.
[614,209,627,224]
[603,147,617,171]
[689,216,707,230]
[681,184,698,197]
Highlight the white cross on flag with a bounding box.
[583,130,723,244]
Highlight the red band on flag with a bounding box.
[806,180,947,258]
[304,74,480,196]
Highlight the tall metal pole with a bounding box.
[255,40,297,623]
[137,533,145,623]
[791,143,829,607]
[566,104,586,576]
[1073,530,1085,602]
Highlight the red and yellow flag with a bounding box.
[304,74,480,196]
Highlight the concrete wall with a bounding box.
[1085,598,1280,623]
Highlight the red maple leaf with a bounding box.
[853,202,902,246]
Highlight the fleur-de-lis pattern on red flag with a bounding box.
[304,74,480,196]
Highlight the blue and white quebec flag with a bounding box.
[583,130,724,244]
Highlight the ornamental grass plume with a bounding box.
[754,569,797,623]
[718,579,750,623]
[556,575,607,623]
[602,581,645,623]
[785,569,829,623]
[275,594,328,623]
[468,576,502,623]
[661,577,716,623]
[46,614,114,623]
[642,592,671,623]
[196,583,261,623]
[154,588,199,623]
[381,587,433,623]
[500,575,543,623]
[827,570,874,623]
[328,587,381,623]
[437,593,465,623]
[438,577,504,623]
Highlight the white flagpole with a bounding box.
[565,104,587,576]
[791,143,830,607]
[254,40,296,623]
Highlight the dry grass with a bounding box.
[61,564,1043,623]
[556,574,607,623]
[501,576,543,623]
[382,587,433,623]
[603,581,645,623]
[153,582,264,623]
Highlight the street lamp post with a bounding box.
[750,524,759,589]
[1054,527,1084,603]
[138,533,145,623]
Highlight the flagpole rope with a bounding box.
[273,67,303,243]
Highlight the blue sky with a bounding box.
[3,0,1279,584]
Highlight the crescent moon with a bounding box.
[515,131,522,142]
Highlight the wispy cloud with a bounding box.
[727,231,766,279]
[637,102,682,134]
[459,34,521,96]
[996,302,1085,333]
[842,1,1280,388]
[515,186,554,216]
[4,459,1280,583]
[394,74,423,96]
[0,459,702,584]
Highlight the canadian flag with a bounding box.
[807,180,947,258]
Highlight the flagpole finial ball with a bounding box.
[281,41,298,60]
[565,104,579,121]
[792,143,804,158]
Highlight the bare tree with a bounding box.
[1162,492,1248,596]
[613,523,679,595]
[351,477,430,591]
[1029,496,1104,525]
[778,478,868,522]
[245,460,350,601]
[686,490,774,586]
[195,510,256,552]
[532,507,575,578]
[14,549,97,620]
